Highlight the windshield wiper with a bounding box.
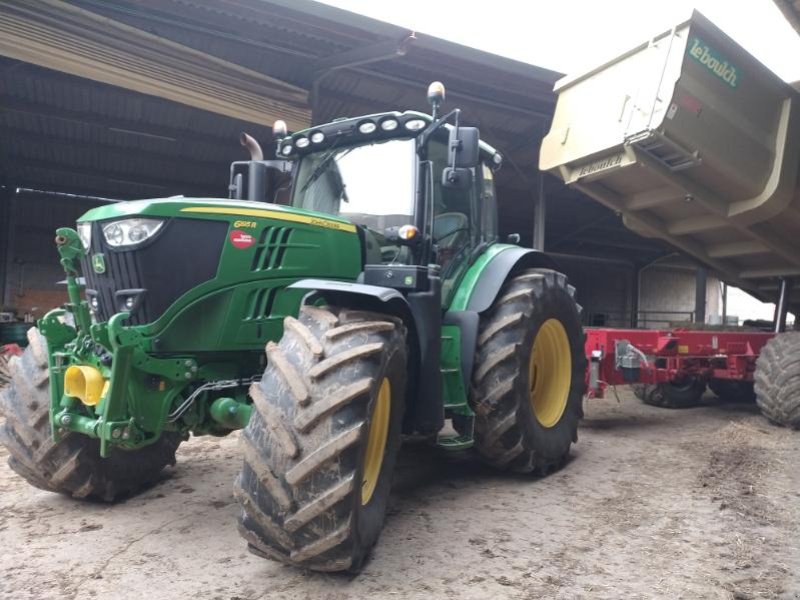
[299,142,353,193]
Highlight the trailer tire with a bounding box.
[754,332,800,429]
[470,269,586,474]
[0,327,182,501]
[632,378,706,408]
[708,379,756,403]
[236,305,407,573]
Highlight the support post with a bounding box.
[0,186,14,310]
[532,172,546,251]
[721,282,728,324]
[694,266,707,324]
[773,278,791,334]
[631,265,641,328]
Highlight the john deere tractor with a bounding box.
[0,83,585,572]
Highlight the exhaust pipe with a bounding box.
[240,132,264,161]
[239,132,266,201]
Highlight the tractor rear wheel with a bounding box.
[754,332,800,428]
[0,327,182,501]
[632,378,706,408]
[708,379,756,403]
[471,269,586,474]
[235,305,407,572]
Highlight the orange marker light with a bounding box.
[398,224,419,241]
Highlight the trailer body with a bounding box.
[540,10,800,312]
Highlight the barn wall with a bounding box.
[639,266,721,327]
[556,255,636,327]
[3,194,94,318]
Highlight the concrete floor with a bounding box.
[1,388,798,600]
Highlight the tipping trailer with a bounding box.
[540,11,800,427]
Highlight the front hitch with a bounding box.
[54,227,91,334]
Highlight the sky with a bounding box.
[319,0,800,82]
[319,0,797,322]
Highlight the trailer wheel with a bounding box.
[470,269,586,474]
[708,379,756,403]
[0,327,182,501]
[235,305,407,572]
[754,332,800,429]
[632,378,706,408]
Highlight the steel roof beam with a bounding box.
[0,96,251,153]
[312,35,416,80]
[0,126,226,173]
[7,159,223,198]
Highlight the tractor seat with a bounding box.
[433,212,468,249]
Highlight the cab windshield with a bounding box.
[291,138,416,262]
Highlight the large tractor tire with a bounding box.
[632,378,706,409]
[236,305,407,573]
[754,332,800,428]
[471,269,586,474]
[708,379,756,403]
[0,327,182,501]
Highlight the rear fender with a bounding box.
[446,245,560,387]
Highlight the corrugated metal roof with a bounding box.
[0,0,669,264]
[0,59,270,199]
[0,0,310,130]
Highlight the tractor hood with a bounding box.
[75,197,362,348]
[79,196,357,234]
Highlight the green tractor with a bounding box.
[0,83,585,572]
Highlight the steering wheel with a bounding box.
[434,227,469,246]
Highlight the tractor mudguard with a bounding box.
[446,246,560,392]
[288,279,406,304]
[288,277,444,436]
[463,246,559,313]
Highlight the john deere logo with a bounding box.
[92,253,106,274]
[688,37,739,89]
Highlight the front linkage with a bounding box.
[40,228,253,457]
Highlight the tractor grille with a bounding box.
[82,218,227,325]
[244,286,278,320]
[250,226,294,271]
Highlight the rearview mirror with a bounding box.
[448,126,480,169]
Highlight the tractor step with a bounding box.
[436,415,474,450]
[436,433,474,450]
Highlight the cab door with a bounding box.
[427,137,479,305]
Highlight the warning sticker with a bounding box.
[230,229,256,249]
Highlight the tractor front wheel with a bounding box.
[471,269,586,474]
[754,332,800,428]
[0,327,182,501]
[235,305,407,572]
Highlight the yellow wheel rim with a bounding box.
[361,377,391,505]
[528,319,572,428]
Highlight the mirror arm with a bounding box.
[448,109,461,173]
[417,108,460,150]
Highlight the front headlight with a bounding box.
[102,218,164,248]
[76,222,92,252]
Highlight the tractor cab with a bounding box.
[268,89,503,309]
